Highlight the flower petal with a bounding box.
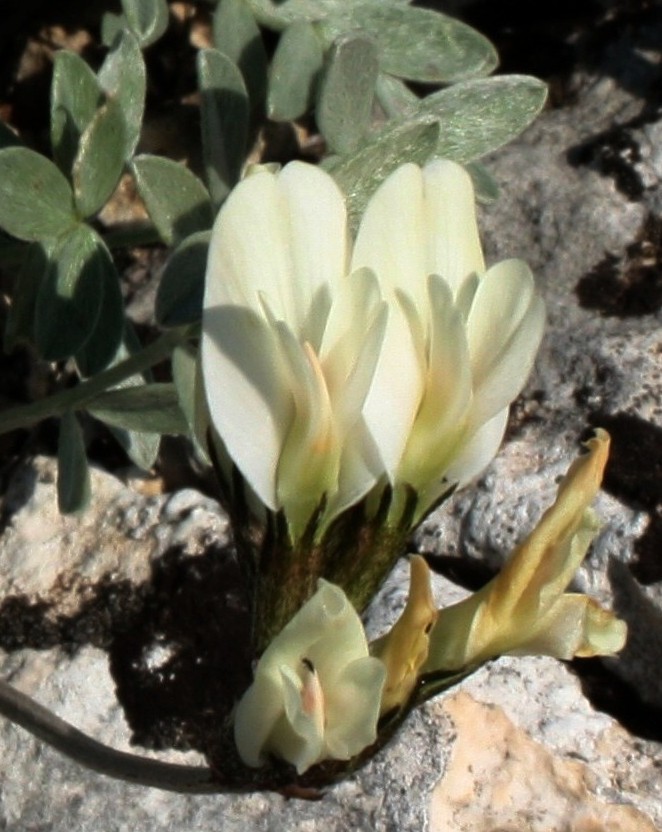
[234,580,384,773]
[443,407,509,489]
[372,555,438,713]
[351,163,427,308]
[205,162,348,335]
[424,430,616,672]
[320,267,387,429]
[397,275,472,492]
[273,324,339,535]
[422,159,485,296]
[511,594,627,660]
[201,304,292,509]
[363,304,424,479]
[323,656,386,760]
[466,258,545,427]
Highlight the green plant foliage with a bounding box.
[75,246,125,377]
[318,4,497,84]
[132,155,213,246]
[328,119,439,232]
[88,383,189,435]
[57,411,91,514]
[466,161,500,203]
[100,13,124,47]
[246,0,406,29]
[197,49,249,208]
[4,242,49,352]
[0,147,77,241]
[268,22,323,121]
[72,97,127,218]
[316,34,378,156]
[374,73,417,120]
[50,51,103,175]
[98,31,146,159]
[121,0,170,47]
[213,0,268,110]
[156,231,211,327]
[34,224,104,360]
[104,330,162,470]
[172,341,209,460]
[418,75,548,162]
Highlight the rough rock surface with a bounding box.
[2,3,662,830]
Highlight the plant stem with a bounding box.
[0,678,222,793]
[0,327,194,436]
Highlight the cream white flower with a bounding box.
[234,580,386,774]
[202,160,545,534]
[424,430,627,672]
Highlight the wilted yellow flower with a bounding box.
[202,160,545,536]
[234,580,386,774]
[424,430,627,672]
[371,555,437,714]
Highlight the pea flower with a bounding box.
[424,429,627,673]
[201,160,545,536]
[371,555,438,714]
[234,580,386,774]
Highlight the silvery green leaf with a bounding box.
[4,242,49,352]
[466,161,499,203]
[34,224,104,360]
[100,12,125,47]
[0,147,76,241]
[246,0,406,29]
[75,243,124,376]
[213,0,267,110]
[113,428,161,470]
[131,155,213,246]
[419,75,548,162]
[50,50,103,175]
[318,3,498,83]
[73,97,126,218]
[156,230,210,327]
[121,0,169,47]
[98,30,146,159]
[374,73,417,119]
[329,118,439,232]
[197,49,249,208]
[268,22,323,121]
[316,33,378,156]
[89,383,189,435]
[58,411,91,514]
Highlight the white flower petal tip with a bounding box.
[202,158,545,534]
[234,581,386,774]
[424,430,628,671]
[372,555,438,714]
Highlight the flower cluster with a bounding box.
[201,160,626,778]
[232,431,626,774]
[202,159,545,537]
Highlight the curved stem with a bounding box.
[0,677,225,793]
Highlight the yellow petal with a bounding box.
[425,430,626,671]
[491,429,611,620]
[372,556,438,713]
